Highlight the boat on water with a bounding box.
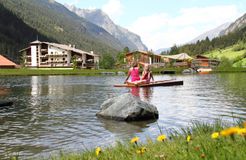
[114,80,183,87]
[197,68,212,73]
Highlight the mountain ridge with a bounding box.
[189,23,231,44]
[65,4,148,51]
[220,13,246,35]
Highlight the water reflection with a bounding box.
[98,117,156,141]
[129,87,153,101]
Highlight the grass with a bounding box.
[43,120,246,160]
[213,67,246,72]
[0,68,127,76]
[0,67,186,76]
[205,47,245,60]
[205,44,246,68]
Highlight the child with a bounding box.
[124,61,140,83]
[141,64,154,83]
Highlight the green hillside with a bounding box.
[0,0,124,63]
[205,43,246,67]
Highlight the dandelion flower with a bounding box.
[136,147,146,154]
[186,135,191,142]
[211,132,219,139]
[237,128,246,135]
[220,127,240,136]
[131,137,139,144]
[95,147,101,156]
[157,134,166,142]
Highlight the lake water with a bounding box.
[0,73,246,159]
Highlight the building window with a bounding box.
[51,58,53,61]
[63,58,65,61]
[51,52,53,54]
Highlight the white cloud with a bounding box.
[102,0,123,22]
[128,5,241,50]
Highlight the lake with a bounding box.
[0,73,245,159]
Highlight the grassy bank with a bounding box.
[0,68,127,76]
[213,67,246,72]
[0,67,185,76]
[47,121,246,160]
[0,67,245,76]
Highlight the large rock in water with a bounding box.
[96,93,159,121]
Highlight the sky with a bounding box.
[56,0,246,50]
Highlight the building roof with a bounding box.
[20,41,98,57]
[0,55,17,66]
[126,50,161,57]
[162,53,193,60]
[30,40,42,44]
[45,42,98,56]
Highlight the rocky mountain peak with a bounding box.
[220,13,246,35]
[65,4,148,51]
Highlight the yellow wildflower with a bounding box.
[220,127,240,136]
[131,137,139,144]
[237,128,246,135]
[157,134,166,142]
[211,132,219,139]
[186,135,191,142]
[95,147,102,156]
[136,147,146,154]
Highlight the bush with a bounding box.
[233,42,246,51]
[99,53,115,69]
[218,56,233,68]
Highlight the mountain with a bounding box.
[65,5,148,51]
[155,48,170,54]
[220,13,246,35]
[0,0,125,62]
[189,23,231,44]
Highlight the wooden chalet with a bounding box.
[161,53,193,67]
[125,51,164,67]
[191,55,220,70]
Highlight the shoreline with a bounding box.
[0,67,245,76]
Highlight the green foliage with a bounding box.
[99,53,115,69]
[233,42,246,51]
[169,44,179,55]
[218,56,233,68]
[123,47,130,53]
[116,52,125,65]
[72,56,78,70]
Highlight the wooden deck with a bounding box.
[114,80,183,87]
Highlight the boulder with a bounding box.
[96,93,158,121]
